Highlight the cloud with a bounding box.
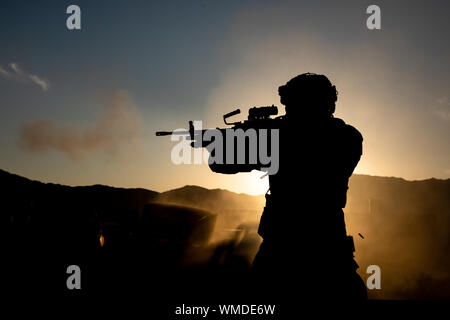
[28,74,49,91]
[0,62,49,91]
[0,65,10,76]
[9,62,21,74]
[19,90,142,159]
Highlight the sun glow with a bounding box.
[242,171,270,195]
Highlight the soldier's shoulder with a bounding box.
[333,118,363,142]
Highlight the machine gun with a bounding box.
[155,105,280,147]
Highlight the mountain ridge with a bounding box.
[2,168,448,197]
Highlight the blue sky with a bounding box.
[0,0,449,194]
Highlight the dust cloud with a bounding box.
[19,90,141,159]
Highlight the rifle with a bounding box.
[155,105,280,147]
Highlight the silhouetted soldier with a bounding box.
[208,73,367,301]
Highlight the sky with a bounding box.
[0,0,449,195]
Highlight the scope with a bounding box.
[248,105,278,121]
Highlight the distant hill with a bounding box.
[2,169,447,219]
[347,174,450,216]
[157,185,264,211]
[0,169,158,218]
[0,169,264,217]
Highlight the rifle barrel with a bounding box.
[156,130,190,136]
